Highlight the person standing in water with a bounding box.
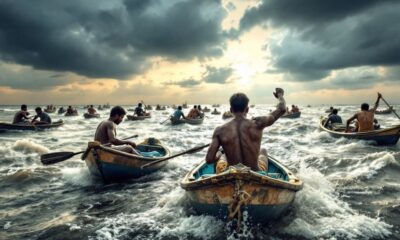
[206,88,286,172]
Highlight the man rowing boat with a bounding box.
[12,104,30,124]
[345,93,382,132]
[95,106,139,154]
[206,88,286,172]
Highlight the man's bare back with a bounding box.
[206,89,286,171]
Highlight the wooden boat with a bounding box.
[211,110,221,115]
[0,120,64,131]
[376,108,394,115]
[156,106,166,111]
[319,118,400,145]
[44,108,56,113]
[170,117,204,125]
[57,108,66,114]
[202,108,211,113]
[83,113,100,119]
[127,114,151,121]
[212,104,220,108]
[181,156,303,224]
[222,111,233,119]
[64,112,79,117]
[281,112,301,118]
[82,138,170,181]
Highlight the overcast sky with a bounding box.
[0,0,399,105]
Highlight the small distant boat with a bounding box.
[319,118,400,145]
[376,108,395,115]
[156,106,166,111]
[0,120,64,131]
[145,105,153,110]
[83,113,100,119]
[82,138,170,181]
[57,108,66,114]
[250,104,255,108]
[181,156,303,223]
[44,108,56,113]
[170,117,204,125]
[222,111,233,119]
[64,112,79,117]
[281,112,301,118]
[212,104,220,108]
[211,110,221,115]
[202,108,211,113]
[127,114,151,121]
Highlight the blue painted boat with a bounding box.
[319,119,400,145]
[180,156,303,224]
[281,111,301,118]
[82,138,170,182]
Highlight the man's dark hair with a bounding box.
[110,106,126,117]
[90,105,93,107]
[230,93,249,113]
[332,109,338,114]
[194,105,197,109]
[138,103,142,107]
[178,106,182,110]
[21,104,27,110]
[35,107,42,112]
[361,103,369,111]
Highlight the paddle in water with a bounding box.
[41,134,139,165]
[141,143,210,169]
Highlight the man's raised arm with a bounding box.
[253,88,287,129]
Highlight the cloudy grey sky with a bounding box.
[0,0,399,104]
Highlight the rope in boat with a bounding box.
[228,180,252,231]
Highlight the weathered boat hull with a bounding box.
[83,139,170,181]
[181,158,303,223]
[127,115,151,121]
[319,119,400,145]
[64,112,79,117]
[44,109,56,113]
[211,111,221,115]
[0,120,64,131]
[83,113,100,119]
[281,112,301,118]
[222,112,233,119]
[170,117,204,125]
[375,109,394,115]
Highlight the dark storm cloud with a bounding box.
[0,0,227,80]
[202,66,233,83]
[238,0,400,81]
[0,65,70,90]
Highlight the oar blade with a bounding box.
[40,152,76,165]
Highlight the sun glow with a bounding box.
[234,63,253,86]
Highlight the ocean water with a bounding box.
[0,104,399,240]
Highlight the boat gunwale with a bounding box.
[181,157,303,191]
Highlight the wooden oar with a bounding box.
[381,96,400,120]
[141,143,210,169]
[159,117,171,124]
[40,134,139,165]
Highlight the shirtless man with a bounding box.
[94,106,139,154]
[206,88,286,172]
[13,104,30,124]
[88,105,97,114]
[346,93,382,132]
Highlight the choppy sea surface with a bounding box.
[0,104,399,240]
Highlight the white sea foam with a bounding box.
[12,139,49,154]
[284,160,392,239]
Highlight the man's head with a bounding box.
[178,106,182,110]
[230,93,249,113]
[35,107,42,113]
[138,103,142,107]
[361,103,369,111]
[332,109,338,114]
[90,105,93,108]
[68,105,72,108]
[21,104,27,111]
[194,105,197,109]
[110,106,126,124]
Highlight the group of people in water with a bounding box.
[323,93,383,132]
[13,105,52,125]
